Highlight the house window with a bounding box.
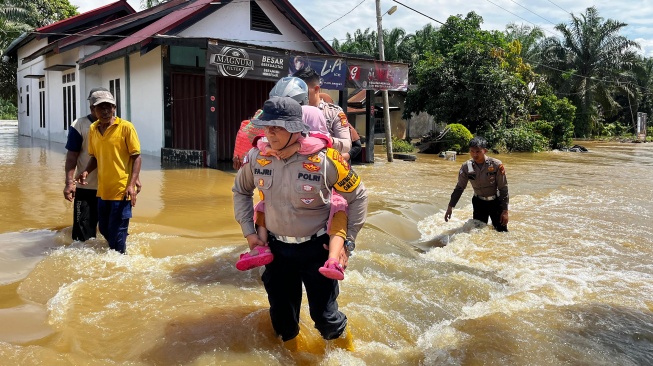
[39,79,45,128]
[26,85,29,117]
[62,72,76,130]
[250,1,281,34]
[109,78,121,116]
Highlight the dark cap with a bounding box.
[251,96,309,134]
[87,87,109,100]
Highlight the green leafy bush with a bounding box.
[501,125,548,152]
[391,137,415,153]
[441,123,473,153]
[535,94,575,149]
[0,99,17,120]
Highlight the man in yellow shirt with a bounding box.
[77,90,141,254]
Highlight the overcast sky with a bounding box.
[70,0,653,56]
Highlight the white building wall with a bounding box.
[16,38,48,137]
[44,49,82,144]
[79,45,103,104]
[178,0,320,53]
[128,48,163,157]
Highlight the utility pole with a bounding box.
[375,0,393,162]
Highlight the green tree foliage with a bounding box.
[332,28,377,57]
[1,0,77,105]
[499,124,548,152]
[533,94,576,149]
[141,0,169,9]
[332,27,410,63]
[503,23,544,62]
[0,96,16,118]
[403,12,530,133]
[539,7,640,137]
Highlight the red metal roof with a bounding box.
[35,1,135,40]
[56,0,189,52]
[81,0,219,66]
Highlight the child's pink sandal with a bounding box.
[318,258,345,280]
[236,245,273,271]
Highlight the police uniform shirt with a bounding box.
[233,147,368,241]
[318,100,352,154]
[448,156,509,211]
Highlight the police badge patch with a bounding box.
[257,158,271,166]
[338,111,349,127]
[303,163,320,172]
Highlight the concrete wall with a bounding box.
[179,0,320,53]
[16,38,48,137]
[407,111,436,140]
[128,48,164,156]
[43,48,82,144]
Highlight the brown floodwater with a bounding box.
[1,122,653,365]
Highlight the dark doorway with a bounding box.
[214,76,274,161]
[171,72,206,150]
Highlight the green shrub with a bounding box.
[441,123,473,153]
[600,121,631,137]
[0,99,17,120]
[501,125,548,152]
[391,136,415,153]
[535,94,575,149]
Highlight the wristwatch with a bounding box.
[344,240,355,253]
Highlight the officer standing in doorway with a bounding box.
[444,136,509,232]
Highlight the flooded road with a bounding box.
[1,122,653,365]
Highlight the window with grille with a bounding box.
[109,78,121,117]
[62,72,76,130]
[39,79,45,128]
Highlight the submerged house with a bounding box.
[6,0,408,167]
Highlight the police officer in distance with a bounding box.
[444,136,509,232]
[232,96,368,347]
[293,67,352,154]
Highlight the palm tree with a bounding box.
[504,23,544,64]
[332,28,377,57]
[397,23,438,65]
[539,7,640,137]
[381,27,408,62]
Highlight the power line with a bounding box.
[484,0,562,39]
[318,0,369,32]
[506,0,558,27]
[542,0,571,15]
[390,0,444,25]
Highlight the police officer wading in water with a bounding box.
[445,136,509,232]
[232,96,368,349]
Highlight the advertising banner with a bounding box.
[288,55,347,90]
[207,44,286,81]
[346,61,409,91]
